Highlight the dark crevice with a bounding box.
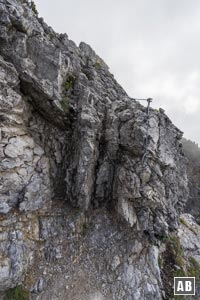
[19,79,68,129]
[91,107,116,209]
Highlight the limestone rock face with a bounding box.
[158,214,200,300]
[178,214,200,263]
[0,1,192,299]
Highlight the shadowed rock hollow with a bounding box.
[0,1,198,300]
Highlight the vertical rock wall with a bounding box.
[0,1,191,299]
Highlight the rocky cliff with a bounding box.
[0,1,199,300]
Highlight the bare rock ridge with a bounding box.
[0,1,198,300]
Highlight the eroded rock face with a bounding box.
[0,0,190,299]
[178,214,200,299]
[0,53,67,290]
[160,214,200,300]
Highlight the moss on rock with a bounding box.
[64,75,76,91]
[160,235,186,299]
[30,1,38,17]
[187,256,200,279]
[60,97,69,113]
[5,285,30,300]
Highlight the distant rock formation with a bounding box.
[0,1,199,299]
[182,138,200,223]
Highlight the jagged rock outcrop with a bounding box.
[0,1,193,299]
[159,214,200,300]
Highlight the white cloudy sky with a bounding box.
[34,0,200,144]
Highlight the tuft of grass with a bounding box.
[48,32,55,41]
[167,236,185,269]
[60,97,69,113]
[64,75,76,91]
[187,257,200,279]
[160,235,186,299]
[180,217,197,235]
[5,285,30,300]
[160,236,200,299]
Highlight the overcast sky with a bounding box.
[34,0,200,144]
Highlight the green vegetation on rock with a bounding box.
[60,96,69,113]
[5,285,30,300]
[180,217,197,235]
[160,236,186,299]
[61,74,76,113]
[167,236,185,276]
[160,235,200,299]
[187,256,200,279]
[64,75,76,91]
[30,1,38,17]
[94,61,101,69]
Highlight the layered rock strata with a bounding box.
[0,1,192,299]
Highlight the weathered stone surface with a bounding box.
[26,208,163,300]
[159,213,200,300]
[176,214,200,300]
[178,214,200,261]
[0,55,51,215]
[0,0,195,299]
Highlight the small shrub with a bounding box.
[167,236,185,268]
[64,75,76,91]
[48,32,55,41]
[5,285,30,300]
[30,1,38,16]
[94,61,101,69]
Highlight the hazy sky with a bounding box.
[34,0,200,144]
